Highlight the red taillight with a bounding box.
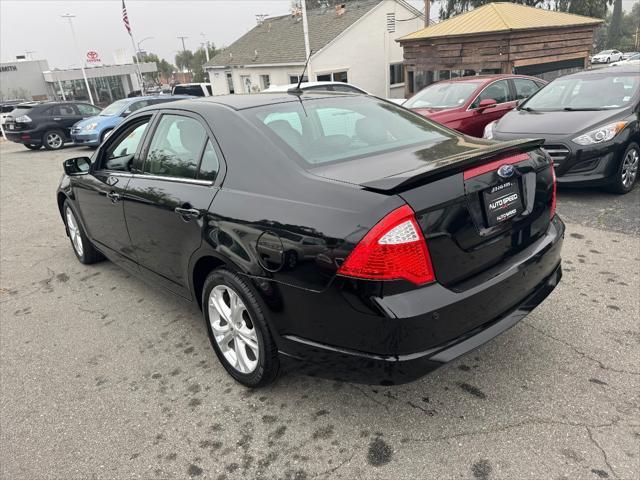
[550,165,557,219]
[337,205,435,285]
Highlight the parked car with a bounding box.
[485,65,639,194]
[4,101,101,150]
[172,83,213,96]
[71,95,192,147]
[265,81,405,103]
[57,92,563,387]
[265,81,368,94]
[610,53,640,66]
[404,75,546,137]
[621,51,640,60]
[591,49,624,64]
[0,100,26,126]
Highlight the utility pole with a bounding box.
[424,0,430,27]
[301,0,311,81]
[177,36,188,53]
[200,33,210,62]
[61,14,94,104]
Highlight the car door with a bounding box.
[123,111,223,297]
[74,114,154,273]
[52,104,84,139]
[465,79,514,137]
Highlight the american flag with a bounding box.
[122,0,131,35]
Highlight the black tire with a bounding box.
[606,142,639,194]
[43,130,65,150]
[202,269,279,388]
[24,144,41,150]
[100,129,113,144]
[63,200,104,264]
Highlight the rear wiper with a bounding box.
[562,107,605,111]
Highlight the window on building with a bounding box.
[226,72,234,94]
[260,75,271,90]
[389,63,404,85]
[240,75,252,93]
[289,75,309,84]
[315,71,348,83]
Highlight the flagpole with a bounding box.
[129,32,145,95]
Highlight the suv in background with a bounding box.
[1,100,26,126]
[71,95,192,147]
[4,101,101,150]
[172,83,213,96]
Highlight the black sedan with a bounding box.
[485,65,640,194]
[57,93,564,387]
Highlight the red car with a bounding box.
[403,75,546,138]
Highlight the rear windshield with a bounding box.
[1,105,16,113]
[173,85,205,96]
[10,106,34,116]
[403,81,482,109]
[100,99,129,116]
[524,72,639,110]
[243,96,456,166]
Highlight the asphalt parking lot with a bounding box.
[1,140,638,480]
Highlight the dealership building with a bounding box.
[0,58,157,106]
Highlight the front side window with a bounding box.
[245,96,455,166]
[404,81,482,109]
[53,104,77,116]
[472,80,511,107]
[513,78,541,100]
[103,118,150,171]
[144,114,207,179]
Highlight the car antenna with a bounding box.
[288,50,313,95]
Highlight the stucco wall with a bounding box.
[310,0,422,98]
[208,65,303,94]
[0,60,52,101]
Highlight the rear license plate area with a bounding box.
[483,179,524,226]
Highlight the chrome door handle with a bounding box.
[174,207,201,220]
[53,117,62,121]
[107,191,121,203]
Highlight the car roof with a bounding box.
[265,81,368,93]
[571,64,640,76]
[145,91,360,112]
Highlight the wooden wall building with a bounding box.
[398,3,603,97]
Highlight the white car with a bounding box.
[610,53,640,66]
[591,49,624,64]
[171,83,213,97]
[264,81,406,104]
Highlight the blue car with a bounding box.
[71,95,191,147]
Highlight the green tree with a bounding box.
[175,50,194,73]
[607,0,623,47]
[139,52,175,84]
[190,44,218,82]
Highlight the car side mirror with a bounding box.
[63,156,91,176]
[477,99,497,111]
[121,110,131,117]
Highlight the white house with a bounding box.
[205,0,423,99]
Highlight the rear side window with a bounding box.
[245,96,455,166]
[144,114,208,179]
[76,104,101,115]
[198,140,220,181]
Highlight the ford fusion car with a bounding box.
[485,65,639,194]
[57,92,563,387]
[71,95,190,147]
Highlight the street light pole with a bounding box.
[61,13,94,105]
[137,36,154,57]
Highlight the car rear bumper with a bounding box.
[272,215,565,384]
[4,131,41,145]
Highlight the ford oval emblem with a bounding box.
[497,164,515,178]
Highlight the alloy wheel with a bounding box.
[621,147,639,189]
[208,285,259,374]
[65,207,84,257]
[46,132,63,149]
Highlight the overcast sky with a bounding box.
[1,0,636,69]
